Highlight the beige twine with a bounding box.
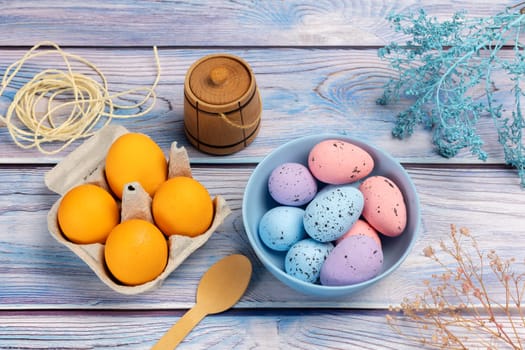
[217,112,260,129]
[0,41,161,154]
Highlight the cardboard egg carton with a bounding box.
[45,125,231,294]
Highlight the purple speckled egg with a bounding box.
[320,235,383,286]
[268,162,317,206]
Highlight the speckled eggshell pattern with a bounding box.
[320,235,383,286]
[285,238,334,283]
[258,206,307,251]
[336,219,382,248]
[268,162,318,206]
[359,176,407,237]
[308,139,374,185]
[303,185,364,242]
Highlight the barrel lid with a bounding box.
[185,54,255,111]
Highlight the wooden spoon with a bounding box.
[152,254,252,349]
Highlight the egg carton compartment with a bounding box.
[45,125,231,295]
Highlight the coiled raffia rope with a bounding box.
[0,41,161,154]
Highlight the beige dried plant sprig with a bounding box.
[387,225,525,349]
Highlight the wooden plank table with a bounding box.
[1,1,524,349]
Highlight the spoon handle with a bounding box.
[152,305,207,350]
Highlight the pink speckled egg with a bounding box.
[359,176,407,237]
[336,219,382,248]
[308,139,374,185]
[268,162,318,206]
[320,235,383,286]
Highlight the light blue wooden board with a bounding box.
[0,0,517,46]
[0,164,523,309]
[0,309,522,349]
[0,48,515,164]
[2,1,524,347]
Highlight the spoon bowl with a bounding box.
[152,254,252,349]
[196,254,253,313]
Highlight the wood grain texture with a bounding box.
[0,0,517,46]
[0,47,517,164]
[0,164,523,309]
[1,309,522,349]
[2,1,524,348]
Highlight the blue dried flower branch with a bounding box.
[377,7,525,186]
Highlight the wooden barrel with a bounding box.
[183,54,262,155]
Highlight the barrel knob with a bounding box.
[209,67,229,86]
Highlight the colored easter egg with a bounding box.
[320,235,383,286]
[285,238,334,283]
[308,139,374,185]
[359,176,407,237]
[303,185,364,242]
[336,219,382,248]
[268,162,317,206]
[258,206,307,251]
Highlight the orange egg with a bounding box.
[152,176,214,237]
[105,132,168,199]
[104,219,168,286]
[57,183,120,244]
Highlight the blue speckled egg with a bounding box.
[285,238,334,283]
[303,185,364,242]
[268,162,318,206]
[258,206,307,251]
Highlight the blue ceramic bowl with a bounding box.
[242,134,421,298]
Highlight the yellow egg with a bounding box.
[152,176,214,237]
[104,219,168,286]
[105,133,168,199]
[57,184,120,244]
